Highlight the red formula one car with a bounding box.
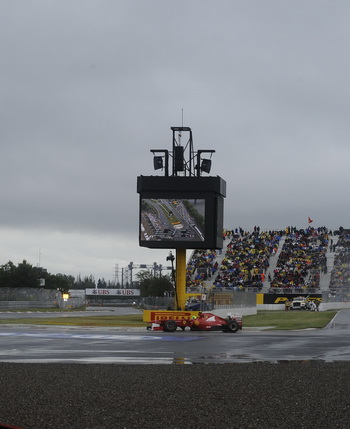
[147,312,242,333]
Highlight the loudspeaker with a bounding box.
[153,156,163,170]
[174,146,184,171]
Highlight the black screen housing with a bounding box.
[137,176,226,249]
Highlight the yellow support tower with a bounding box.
[175,248,187,310]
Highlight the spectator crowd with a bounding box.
[329,229,350,296]
[186,225,350,297]
[268,226,329,293]
[209,228,282,291]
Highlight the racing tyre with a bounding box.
[227,320,239,333]
[164,320,177,332]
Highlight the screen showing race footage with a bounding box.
[140,198,205,242]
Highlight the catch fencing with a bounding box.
[208,290,257,310]
[0,287,88,309]
[0,301,57,310]
[141,296,174,310]
[141,291,256,311]
[0,287,59,309]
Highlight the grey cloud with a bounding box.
[0,0,349,279]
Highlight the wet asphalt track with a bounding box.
[0,308,349,364]
[1,309,350,428]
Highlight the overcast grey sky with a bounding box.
[1,0,349,281]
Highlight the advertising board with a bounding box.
[256,293,322,305]
[143,310,199,322]
[85,289,140,296]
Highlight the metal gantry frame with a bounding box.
[151,126,215,178]
[127,262,173,286]
[148,126,217,309]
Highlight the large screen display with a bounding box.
[137,176,226,249]
[140,198,205,243]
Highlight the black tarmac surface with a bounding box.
[0,362,349,428]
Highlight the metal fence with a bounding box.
[0,287,86,309]
[0,301,57,310]
[208,290,256,309]
[141,296,175,310]
[140,291,256,310]
[0,287,58,302]
[267,287,320,294]
[322,290,350,303]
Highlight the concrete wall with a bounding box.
[258,303,350,311]
[319,302,350,311]
[257,304,285,311]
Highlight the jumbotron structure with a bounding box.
[137,126,226,313]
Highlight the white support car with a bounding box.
[291,296,310,310]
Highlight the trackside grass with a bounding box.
[243,310,337,330]
[0,307,87,313]
[0,314,148,327]
[0,310,338,329]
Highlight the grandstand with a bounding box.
[186,226,349,310]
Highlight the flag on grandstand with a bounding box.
[308,217,314,224]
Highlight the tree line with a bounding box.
[0,260,112,293]
[135,271,174,297]
[0,260,174,297]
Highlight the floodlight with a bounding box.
[153,156,163,170]
[151,149,169,176]
[196,150,215,176]
[200,159,212,174]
